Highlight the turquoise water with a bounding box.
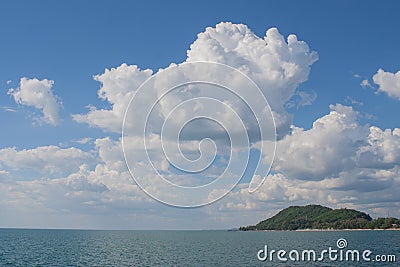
[0,229,399,266]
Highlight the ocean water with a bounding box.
[0,229,399,266]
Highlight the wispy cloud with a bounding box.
[72,137,93,145]
[360,79,375,89]
[0,106,17,112]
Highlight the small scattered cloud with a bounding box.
[298,90,317,107]
[286,90,317,109]
[344,96,363,106]
[361,112,378,121]
[354,73,375,91]
[372,68,400,100]
[73,137,93,145]
[360,79,375,89]
[8,77,61,125]
[360,68,400,100]
[0,106,17,112]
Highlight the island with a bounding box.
[239,204,400,231]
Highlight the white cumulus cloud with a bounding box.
[372,68,400,100]
[69,22,319,206]
[73,64,153,132]
[0,145,95,176]
[273,104,368,180]
[73,22,318,136]
[8,77,61,125]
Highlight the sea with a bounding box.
[0,229,399,266]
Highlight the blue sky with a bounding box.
[1,1,400,229]
[1,0,399,147]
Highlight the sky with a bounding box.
[1,0,400,229]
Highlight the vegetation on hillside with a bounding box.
[239,204,400,231]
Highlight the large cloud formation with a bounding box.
[70,22,319,206]
[68,22,399,215]
[8,77,61,125]
[1,22,400,228]
[73,22,318,136]
[218,104,400,220]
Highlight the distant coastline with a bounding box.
[239,204,400,231]
[244,228,400,232]
[295,228,400,231]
